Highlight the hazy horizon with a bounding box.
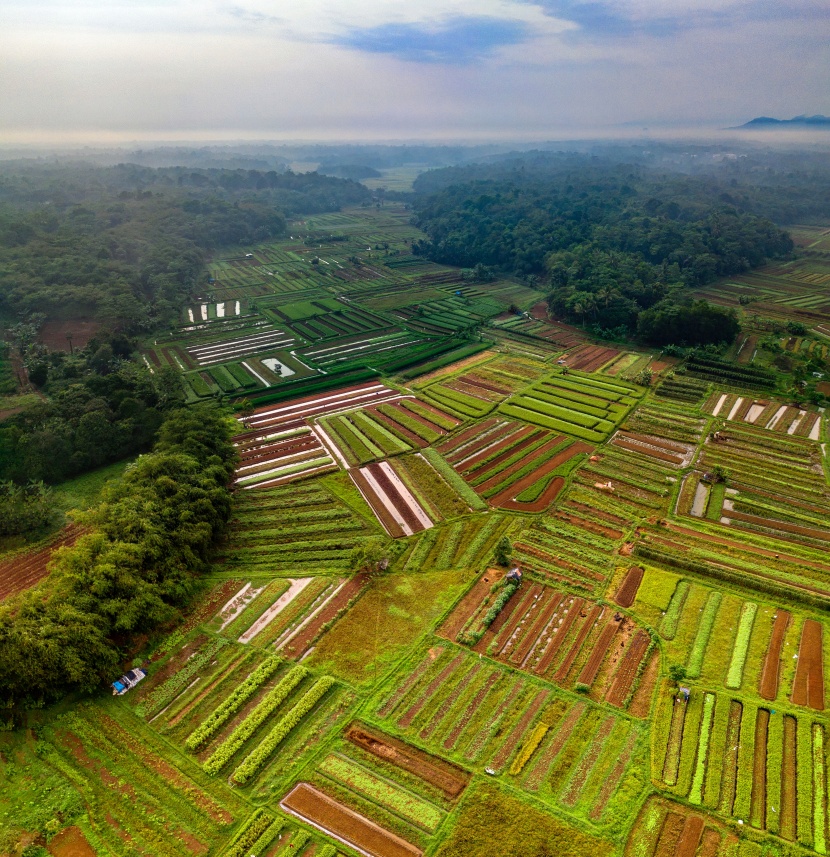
[2,0,829,146]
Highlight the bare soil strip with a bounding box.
[281,783,422,857]
[347,722,469,799]
[675,816,705,857]
[437,417,500,456]
[750,708,770,829]
[614,566,644,608]
[554,605,604,683]
[350,469,405,538]
[533,597,585,675]
[780,715,797,840]
[0,524,86,602]
[606,630,651,707]
[791,619,825,709]
[238,578,313,643]
[438,571,499,640]
[513,593,564,667]
[576,620,619,687]
[654,811,686,857]
[758,609,791,700]
[363,465,419,535]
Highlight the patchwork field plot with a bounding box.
[435,417,591,511]
[350,462,434,537]
[704,391,823,439]
[372,644,647,824]
[500,370,642,442]
[654,686,830,848]
[215,479,380,574]
[440,574,657,711]
[625,796,734,857]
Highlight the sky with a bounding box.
[1,0,829,144]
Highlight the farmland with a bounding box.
[4,202,830,857]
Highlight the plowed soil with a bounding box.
[437,570,499,640]
[350,469,404,538]
[284,572,369,659]
[0,524,86,601]
[614,566,644,608]
[759,610,791,700]
[791,619,825,709]
[750,708,769,828]
[577,619,619,687]
[605,630,650,707]
[346,722,469,798]
[48,825,97,857]
[281,783,422,857]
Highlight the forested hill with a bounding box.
[0,164,371,329]
[411,155,794,344]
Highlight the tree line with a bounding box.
[411,154,793,346]
[0,406,236,709]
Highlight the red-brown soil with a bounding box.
[484,584,543,655]
[589,728,639,819]
[472,584,538,654]
[629,650,660,718]
[0,524,86,602]
[437,571,500,640]
[349,469,404,538]
[385,400,448,435]
[347,722,470,798]
[460,426,540,476]
[534,597,585,675]
[511,592,563,667]
[284,573,369,659]
[606,630,650,707]
[576,619,619,687]
[791,619,825,709]
[780,715,797,840]
[446,422,517,465]
[474,433,561,491]
[759,610,791,700]
[366,463,425,534]
[498,476,566,513]
[719,701,742,814]
[697,829,723,857]
[442,670,502,751]
[726,509,830,543]
[674,816,704,857]
[564,344,621,372]
[38,320,101,351]
[553,509,621,539]
[612,437,684,465]
[554,605,603,682]
[654,812,686,857]
[488,441,592,510]
[750,708,769,828]
[437,417,500,456]
[281,783,422,857]
[377,652,437,718]
[420,663,481,741]
[614,566,645,608]
[48,825,97,857]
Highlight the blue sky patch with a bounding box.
[330,16,530,64]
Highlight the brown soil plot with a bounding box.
[605,630,651,707]
[750,708,770,829]
[614,566,644,608]
[791,619,825,709]
[346,722,469,799]
[759,609,791,700]
[281,783,422,857]
[0,524,86,602]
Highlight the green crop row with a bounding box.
[204,664,308,774]
[725,602,757,689]
[209,364,242,393]
[222,809,276,857]
[687,591,722,678]
[499,403,605,442]
[421,447,487,511]
[400,398,457,430]
[226,362,258,387]
[688,693,715,804]
[378,403,440,443]
[659,580,690,640]
[186,657,281,751]
[318,754,444,831]
[232,676,336,784]
[136,638,227,717]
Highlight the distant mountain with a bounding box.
[733,114,830,129]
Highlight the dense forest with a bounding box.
[411,154,795,344]
[0,164,371,329]
[0,406,236,707]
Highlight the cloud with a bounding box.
[329,16,531,64]
[226,5,284,27]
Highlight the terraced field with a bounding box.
[10,205,830,857]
